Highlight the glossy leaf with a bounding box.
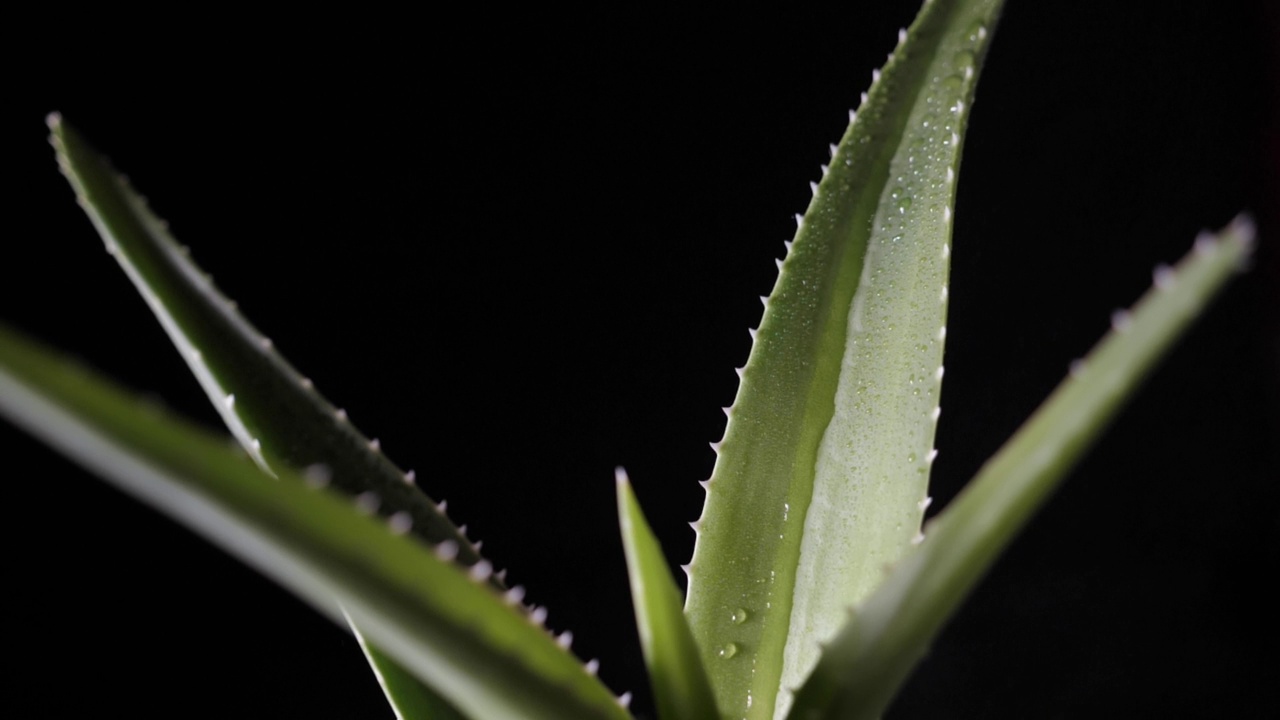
[684,1,1004,717]
[786,216,1256,720]
[49,113,488,717]
[616,469,719,720]
[0,323,631,720]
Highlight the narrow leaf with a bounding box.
[684,1,1004,717]
[348,611,471,720]
[786,216,1256,720]
[49,113,489,716]
[616,469,719,720]
[0,323,631,720]
[48,114,481,567]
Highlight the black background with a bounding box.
[3,1,1277,717]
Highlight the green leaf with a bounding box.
[615,469,719,720]
[0,322,632,720]
[349,612,471,720]
[48,113,488,717]
[683,1,1003,716]
[785,216,1256,720]
[48,114,481,567]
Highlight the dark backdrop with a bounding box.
[4,2,1276,717]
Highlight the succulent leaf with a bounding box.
[683,1,1003,717]
[0,323,632,720]
[785,216,1256,720]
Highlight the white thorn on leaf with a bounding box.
[809,180,819,195]
[748,327,758,341]
[473,540,483,552]
[585,659,600,676]
[848,109,857,124]
[931,406,942,421]
[356,492,380,515]
[334,408,348,421]
[699,479,711,491]
[710,440,723,454]
[435,540,459,562]
[735,366,745,380]
[389,512,412,535]
[820,163,829,177]
[223,394,235,409]
[927,449,939,463]
[861,91,869,105]
[368,438,381,452]
[688,520,700,532]
[935,365,945,380]
[189,349,202,361]
[436,499,448,513]
[828,143,838,158]
[978,26,988,40]
[458,524,469,538]
[618,692,633,709]
[494,568,507,583]
[943,205,952,222]
[1153,264,1176,290]
[1194,230,1216,256]
[775,257,784,270]
[556,631,574,649]
[303,464,331,488]
[299,377,313,389]
[260,337,273,350]
[722,405,733,418]
[918,496,933,511]
[940,284,949,302]
[911,532,926,546]
[403,469,416,484]
[899,28,907,44]
[938,325,947,340]
[250,438,261,453]
[872,69,881,83]
[794,213,804,229]
[784,239,793,252]
[504,585,526,605]
[1111,309,1133,333]
[942,242,951,259]
[947,167,955,182]
[530,606,549,626]
[470,560,493,582]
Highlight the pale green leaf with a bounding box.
[48,113,486,717]
[0,323,631,720]
[785,216,1256,720]
[684,1,1004,717]
[616,469,719,720]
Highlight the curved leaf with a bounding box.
[0,323,631,720]
[786,217,1256,720]
[684,1,1004,717]
[616,469,719,720]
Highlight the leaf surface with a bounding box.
[49,114,491,717]
[616,470,719,720]
[785,217,1256,720]
[0,323,630,720]
[683,1,1004,717]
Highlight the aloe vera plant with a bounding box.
[4,1,1274,718]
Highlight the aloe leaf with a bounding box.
[48,114,482,568]
[684,1,1003,717]
[785,216,1256,720]
[616,469,720,720]
[48,114,492,716]
[348,611,471,720]
[0,323,631,720]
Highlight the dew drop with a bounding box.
[718,643,739,659]
[731,608,750,625]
